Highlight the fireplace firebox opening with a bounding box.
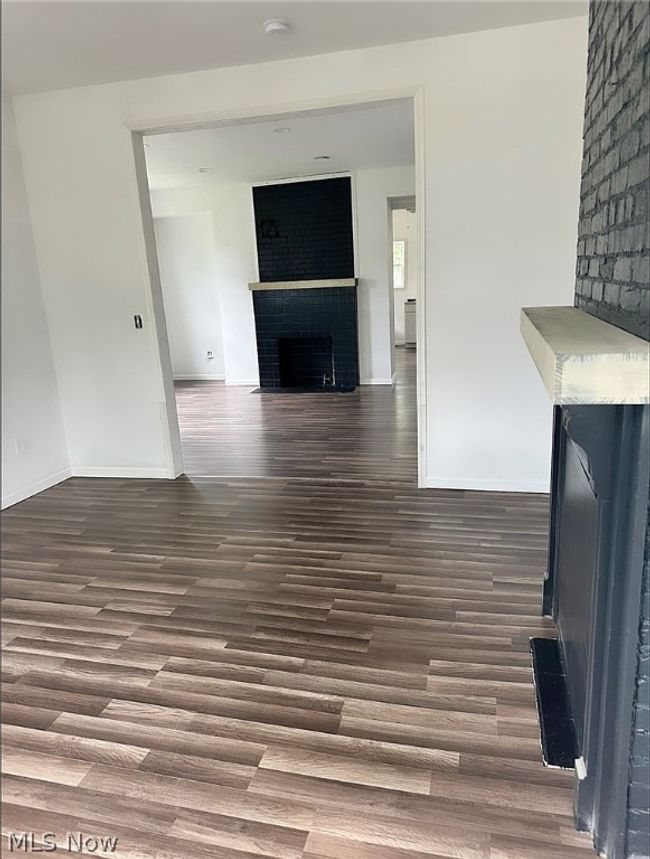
[278,336,334,388]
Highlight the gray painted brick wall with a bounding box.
[574,3,649,856]
[574,0,649,341]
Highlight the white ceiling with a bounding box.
[144,100,415,189]
[3,1,587,96]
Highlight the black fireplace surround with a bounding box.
[545,403,649,859]
[252,287,359,391]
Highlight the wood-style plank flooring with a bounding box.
[173,349,418,482]
[1,350,595,858]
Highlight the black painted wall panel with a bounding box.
[556,435,599,748]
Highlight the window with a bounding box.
[393,240,406,289]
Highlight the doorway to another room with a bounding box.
[390,196,418,354]
[143,100,420,483]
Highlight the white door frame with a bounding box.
[388,194,417,357]
[129,87,428,487]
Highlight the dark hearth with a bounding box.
[530,638,577,769]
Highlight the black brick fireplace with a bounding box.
[250,176,359,392]
[252,286,359,391]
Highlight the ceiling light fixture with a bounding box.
[273,127,292,134]
[313,155,331,161]
[263,19,291,36]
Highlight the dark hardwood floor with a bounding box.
[173,348,418,482]
[1,350,595,858]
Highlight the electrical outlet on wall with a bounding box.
[207,350,214,360]
[14,437,27,457]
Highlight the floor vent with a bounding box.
[530,638,578,769]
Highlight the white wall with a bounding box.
[13,16,587,490]
[205,184,260,386]
[154,213,225,380]
[392,208,418,345]
[355,167,415,382]
[151,183,259,386]
[1,98,70,507]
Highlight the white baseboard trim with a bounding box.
[360,378,394,386]
[70,466,170,479]
[174,373,225,381]
[423,475,550,493]
[225,379,259,387]
[1,466,72,509]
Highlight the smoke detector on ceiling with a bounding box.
[264,19,291,36]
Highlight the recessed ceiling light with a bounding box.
[314,155,331,161]
[264,19,291,36]
[197,167,211,174]
[273,127,292,134]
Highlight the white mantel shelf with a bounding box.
[249,278,358,291]
[521,306,649,405]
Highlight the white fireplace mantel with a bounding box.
[520,306,649,405]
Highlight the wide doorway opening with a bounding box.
[138,96,424,482]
